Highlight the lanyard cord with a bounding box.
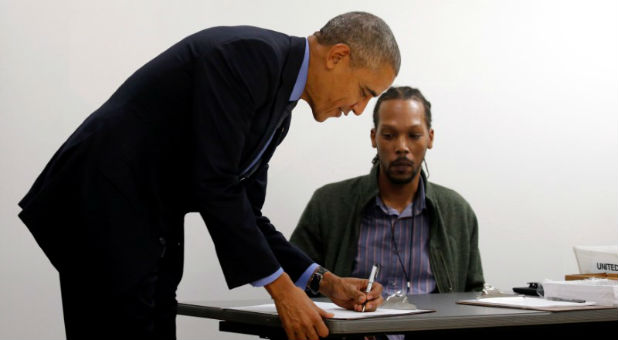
[388,202,414,290]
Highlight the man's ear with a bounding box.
[326,44,351,69]
[371,128,377,148]
[427,128,434,149]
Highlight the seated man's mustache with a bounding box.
[390,158,414,167]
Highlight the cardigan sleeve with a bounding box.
[290,190,325,267]
[465,210,485,292]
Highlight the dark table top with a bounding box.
[178,292,618,334]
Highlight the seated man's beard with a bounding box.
[385,157,420,185]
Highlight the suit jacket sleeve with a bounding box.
[191,37,306,288]
[245,164,314,282]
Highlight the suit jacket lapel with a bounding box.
[240,101,296,180]
[238,36,305,179]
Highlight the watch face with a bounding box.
[310,274,320,293]
[309,267,326,295]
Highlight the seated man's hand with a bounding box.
[265,273,333,340]
[319,272,384,312]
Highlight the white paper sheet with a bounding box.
[457,295,611,311]
[478,296,597,308]
[231,301,431,319]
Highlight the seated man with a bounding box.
[290,86,484,296]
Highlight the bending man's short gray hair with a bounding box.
[316,11,401,74]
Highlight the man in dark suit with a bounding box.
[18,12,399,340]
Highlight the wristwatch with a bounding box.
[306,266,328,296]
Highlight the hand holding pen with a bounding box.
[319,268,384,313]
[362,264,381,312]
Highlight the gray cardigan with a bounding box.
[290,165,484,293]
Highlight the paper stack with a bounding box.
[543,279,618,306]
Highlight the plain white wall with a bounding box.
[1,0,616,339]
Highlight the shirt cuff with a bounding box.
[251,267,284,287]
[295,263,319,290]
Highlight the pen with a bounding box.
[362,264,380,312]
[545,296,586,303]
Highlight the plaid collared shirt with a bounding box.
[351,176,436,296]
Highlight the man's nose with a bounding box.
[351,97,371,116]
[395,135,410,153]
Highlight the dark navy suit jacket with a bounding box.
[18,26,313,291]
